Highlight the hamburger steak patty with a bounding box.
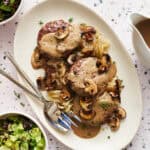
[38,20,69,41]
[38,20,81,58]
[67,57,117,96]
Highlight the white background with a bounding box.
[0,0,150,149]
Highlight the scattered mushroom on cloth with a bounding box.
[31,19,126,138]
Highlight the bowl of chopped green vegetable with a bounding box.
[0,111,48,150]
[0,0,23,25]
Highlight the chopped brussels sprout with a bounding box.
[0,0,21,22]
[0,115,45,150]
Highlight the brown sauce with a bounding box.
[72,122,100,138]
[136,19,150,48]
[71,96,100,138]
[71,95,116,138]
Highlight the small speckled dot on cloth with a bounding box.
[0,0,150,149]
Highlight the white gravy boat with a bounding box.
[130,13,150,68]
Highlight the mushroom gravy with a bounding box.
[136,19,150,48]
[31,20,126,139]
[72,122,100,138]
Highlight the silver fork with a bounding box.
[0,52,81,133]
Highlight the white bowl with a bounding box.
[0,111,48,150]
[0,0,23,25]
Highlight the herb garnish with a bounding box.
[39,20,44,25]
[20,102,25,107]
[99,0,103,4]
[0,0,21,22]
[68,17,73,23]
[99,102,112,110]
[3,56,6,60]
[13,90,21,99]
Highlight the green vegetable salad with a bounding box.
[0,115,45,150]
[0,0,21,21]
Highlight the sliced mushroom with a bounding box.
[60,89,71,101]
[79,109,95,120]
[116,107,126,119]
[79,98,93,112]
[81,40,94,56]
[67,54,77,65]
[116,79,124,89]
[97,54,111,74]
[48,90,61,99]
[36,76,53,91]
[56,62,66,77]
[109,117,120,131]
[58,104,65,110]
[109,91,119,99]
[84,79,98,95]
[81,46,94,54]
[54,26,69,40]
[80,25,96,34]
[57,25,81,53]
[116,79,124,96]
[108,79,123,103]
[58,100,73,112]
[31,47,44,69]
[80,25,96,55]
[67,52,85,65]
[80,25,96,57]
[59,76,67,85]
[63,100,73,112]
[79,96,95,121]
[46,61,66,78]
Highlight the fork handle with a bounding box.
[0,69,45,103]
[5,52,42,98]
[4,53,81,124]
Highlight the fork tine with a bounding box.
[58,117,71,130]
[72,114,81,122]
[45,103,73,130]
[46,102,78,128]
[54,122,69,133]
[67,112,82,123]
[61,112,78,127]
[44,111,69,133]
